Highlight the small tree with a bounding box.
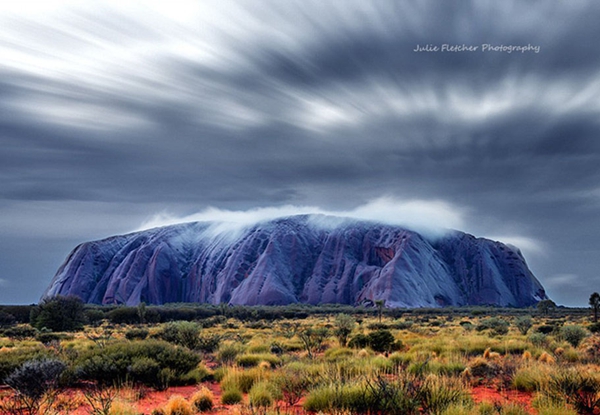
[537,299,556,316]
[590,293,600,323]
[514,316,533,335]
[298,327,329,359]
[334,314,355,347]
[30,295,85,332]
[375,300,385,323]
[137,302,147,324]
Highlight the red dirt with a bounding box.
[4,381,541,415]
[470,385,537,414]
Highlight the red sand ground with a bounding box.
[4,382,539,415]
[471,385,536,414]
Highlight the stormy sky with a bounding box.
[1,1,599,306]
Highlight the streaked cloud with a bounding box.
[1,1,599,305]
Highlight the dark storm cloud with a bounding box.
[1,1,599,304]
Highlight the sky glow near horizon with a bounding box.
[1,0,599,305]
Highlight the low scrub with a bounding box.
[75,340,200,388]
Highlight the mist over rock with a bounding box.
[42,215,547,307]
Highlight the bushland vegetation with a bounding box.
[0,298,599,414]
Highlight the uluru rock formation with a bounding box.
[42,215,547,307]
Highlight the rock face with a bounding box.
[42,215,547,307]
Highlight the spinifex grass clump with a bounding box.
[162,395,193,415]
[249,381,274,408]
[419,375,472,415]
[543,367,600,414]
[191,387,214,412]
[220,366,267,393]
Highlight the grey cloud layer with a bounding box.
[1,1,599,304]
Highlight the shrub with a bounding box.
[0,345,51,381]
[125,328,149,340]
[368,329,396,353]
[75,340,200,388]
[249,381,273,408]
[84,308,106,325]
[476,318,509,336]
[334,314,356,347]
[514,316,533,335]
[107,307,140,325]
[536,325,556,335]
[191,386,214,412]
[129,357,161,386]
[221,387,243,404]
[217,342,243,365]
[2,324,38,340]
[528,332,548,347]
[5,358,66,400]
[558,325,588,347]
[0,311,16,328]
[30,295,85,332]
[36,332,66,344]
[4,358,66,414]
[348,333,370,349]
[154,322,201,350]
[589,323,600,333]
[163,395,193,415]
[271,366,312,406]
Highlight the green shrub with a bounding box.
[348,333,370,349]
[0,345,50,381]
[334,314,356,347]
[271,366,312,406]
[30,296,85,332]
[217,343,243,365]
[221,387,243,404]
[514,316,533,335]
[368,329,396,353]
[154,322,201,350]
[129,357,161,386]
[528,332,548,347]
[558,325,588,347]
[107,307,140,325]
[0,311,16,328]
[2,325,38,340]
[125,328,149,340]
[36,332,70,344]
[588,322,600,333]
[75,340,200,387]
[476,318,509,336]
[249,381,273,408]
[536,325,556,335]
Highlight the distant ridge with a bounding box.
[43,215,547,307]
